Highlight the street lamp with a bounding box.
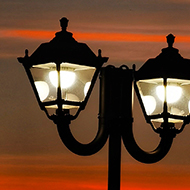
[123,33,190,165]
[135,34,190,130]
[18,17,108,121]
[17,18,190,190]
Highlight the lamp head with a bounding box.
[135,34,190,126]
[18,18,108,119]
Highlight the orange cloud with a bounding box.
[1,157,190,190]
[0,29,54,40]
[0,175,107,190]
[74,32,164,42]
[2,29,190,43]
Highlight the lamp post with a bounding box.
[17,17,108,121]
[17,18,190,190]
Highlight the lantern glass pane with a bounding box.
[137,78,190,123]
[31,62,96,109]
[137,78,163,116]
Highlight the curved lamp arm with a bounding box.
[102,65,175,164]
[122,122,175,164]
[55,68,109,156]
[55,65,176,163]
[56,114,108,156]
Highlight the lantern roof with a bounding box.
[136,34,190,81]
[18,18,108,67]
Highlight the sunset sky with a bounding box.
[1,0,190,190]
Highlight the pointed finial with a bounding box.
[59,17,69,31]
[25,49,29,58]
[166,34,175,48]
[98,49,102,57]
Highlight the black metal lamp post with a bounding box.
[17,18,190,190]
[17,17,108,121]
[135,34,190,133]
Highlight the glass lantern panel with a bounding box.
[166,78,190,117]
[137,78,190,123]
[31,62,96,109]
[31,63,57,103]
[137,78,164,116]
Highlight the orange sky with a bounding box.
[2,29,190,43]
[1,155,190,190]
[1,0,190,190]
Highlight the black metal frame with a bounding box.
[55,66,176,190]
[134,76,190,135]
[134,34,190,134]
[17,31,190,190]
[18,49,107,121]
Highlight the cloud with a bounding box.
[2,29,190,43]
[1,154,190,190]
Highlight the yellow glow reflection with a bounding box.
[49,71,76,89]
[142,95,156,115]
[156,86,182,103]
[84,82,91,96]
[35,81,49,101]
[66,93,79,102]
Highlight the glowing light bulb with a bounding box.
[34,81,49,101]
[156,85,182,103]
[142,95,156,115]
[84,82,91,96]
[49,70,76,89]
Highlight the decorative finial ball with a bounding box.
[166,33,175,47]
[60,17,69,24]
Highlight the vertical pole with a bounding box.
[108,123,121,190]
[100,66,133,190]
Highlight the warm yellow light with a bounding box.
[84,82,91,96]
[142,95,156,115]
[49,70,76,89]
[65,93,79,102]
[34,81,49,101]
[156,85,182,103]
